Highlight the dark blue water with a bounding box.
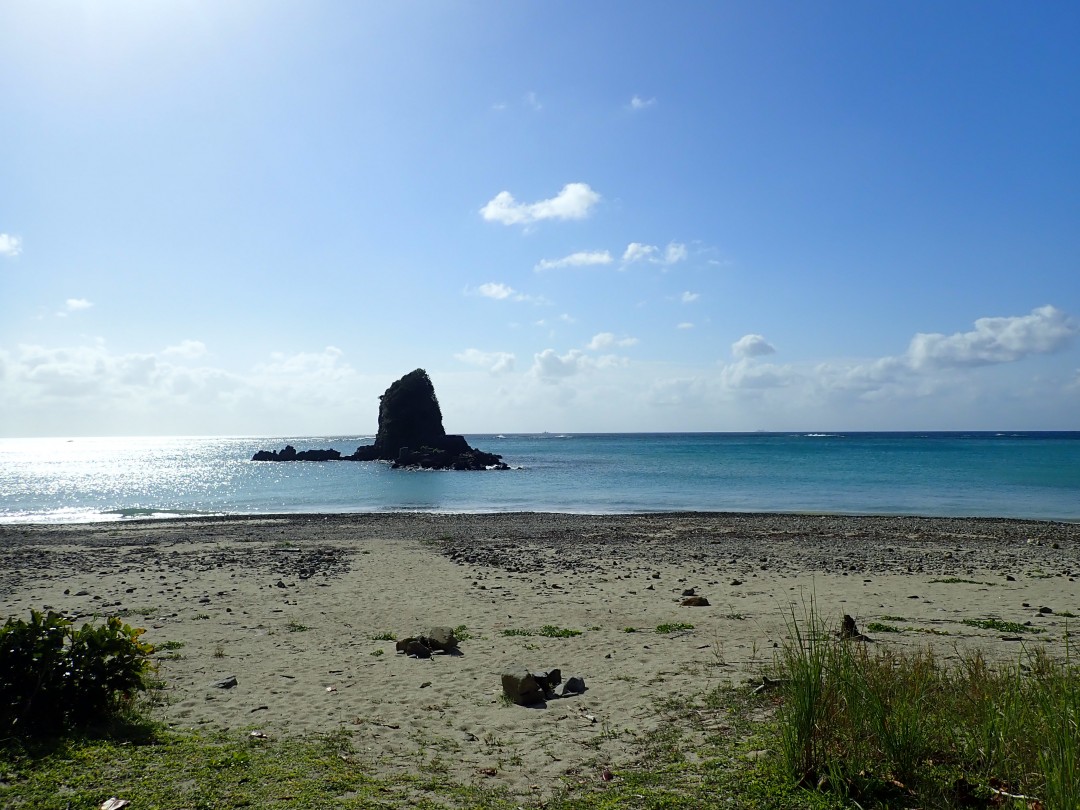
[0,432,1077,523]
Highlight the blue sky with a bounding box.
[2,1,1078,436]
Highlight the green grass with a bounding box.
[771,603,1079,807]
[962,617,1043,634]
[370,631,397,641]
[502,625,583,638]
[538,625,582,638]
[156,640,185,651]
[286,620,310,633]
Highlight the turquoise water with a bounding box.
[0,432,1077,524]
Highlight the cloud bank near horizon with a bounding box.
[2,306,1075,436]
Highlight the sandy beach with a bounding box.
[2,513,1077,800]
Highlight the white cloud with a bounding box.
[471,282,544,304]
[162,340,208,360]
[622,242,658,263]
[621,241,688,267]
[535,250,613,271]
[455,348,516,375]
[720,359,796,390]
[476,282,516,300]
[481,183,601,226]
[629,95,656,110]
[677,322,695,330]
[681,291,700,303]
[254,346,352,380]
[906,305,1076,369]
[732,334,776,359]
[587,332,639,351]
[0,233,22,257]
[531,348,591,381]
[664,243,688,264]
[524,91,542,111]
[57,298,93,317]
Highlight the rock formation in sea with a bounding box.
[252,368,508,471]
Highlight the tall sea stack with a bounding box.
[252,369,508,470]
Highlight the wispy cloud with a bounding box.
[524,91,542,111]
[162,340,208,360]
[56,298,93,317]
[677,322,695,330]
[481,183,601,226]
[621,241,688,268]
[455,348,516,375]
[0,234,22,257]
[628,95,656,111]
[469,282,546,304]
[587,332,639,351]
[681,291,700,303]
[535,250,613,272]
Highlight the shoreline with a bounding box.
[3,512,1077,800]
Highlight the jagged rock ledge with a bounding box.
[251,369,509,471]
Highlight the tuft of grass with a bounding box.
[770,602,1079,807]
[501,628,533,637]
[286,621,309,633]
[962,617,1043,634]
[157,640,185,651]
[656,622,694,634]
[452,624,472,641]
[931,577,994,585]
[370,631,397,641]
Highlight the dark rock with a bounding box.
[252,369,508,470]
[213,675,238,689]
[397,638,432,658]
[681,587,696,597]
[502,667,545,705]
[840,614,871,641]
[681,595,710,607]
[425,626,459,653]
[555,675,586,697]
[533,668,562,696]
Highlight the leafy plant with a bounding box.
[537,625,582,638]
[1,610,155,737]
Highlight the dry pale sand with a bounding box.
[2,513,1078,800]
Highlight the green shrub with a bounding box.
[0,610,156,737]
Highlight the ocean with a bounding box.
[0,432,1077,524]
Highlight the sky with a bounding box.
[2,1,1079,437]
